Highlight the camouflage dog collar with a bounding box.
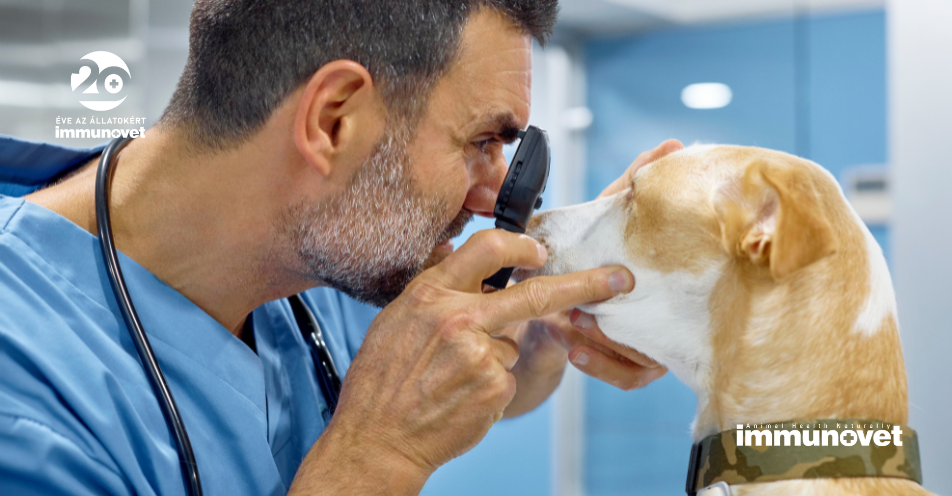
[685,419,923,495]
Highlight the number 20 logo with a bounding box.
[71,51,131,111]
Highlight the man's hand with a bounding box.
[563,309,667,390]
[503,308,667,396]
[495,313,572,418]
[289,230,634,496]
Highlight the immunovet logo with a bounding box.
[71,51,130,111]
[56,50,146,140]
[736,422,903,447]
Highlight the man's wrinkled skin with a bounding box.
[27,8,680,495]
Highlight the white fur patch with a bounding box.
[852,215,897,336]
[527,191,724,395]
[677,143,721,157]
[592,264,723,395]
[816,164,898,336]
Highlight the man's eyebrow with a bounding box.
[477,112,523,144]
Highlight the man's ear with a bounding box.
[714,159,837,281]
[293,60,385,177]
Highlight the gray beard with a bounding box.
[281,129,472,307]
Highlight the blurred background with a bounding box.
[1,0,948,494]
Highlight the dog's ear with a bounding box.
[714,159,837,280]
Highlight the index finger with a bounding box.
[426,229,547,291]
[598,139,684,199]
[569,345,668,391]
[475,266,633,331]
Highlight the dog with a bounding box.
[518,145,932,495]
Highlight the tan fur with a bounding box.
[623,149,727,274]
[613,146,921,495]
[720,158,838,280]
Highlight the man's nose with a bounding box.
[462,151,509,218]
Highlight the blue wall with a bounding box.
[583,10,887,496]
[422,398,553,496]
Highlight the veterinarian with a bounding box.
[0,1,680,494]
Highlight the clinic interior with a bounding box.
[0,0,948,494]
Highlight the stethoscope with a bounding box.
[95,137,342,496]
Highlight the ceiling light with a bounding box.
[681,83,733,109]
[562,107,593,131]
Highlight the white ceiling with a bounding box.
[557,0,885,33]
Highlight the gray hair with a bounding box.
[160,0,559,149]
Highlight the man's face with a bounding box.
[286,9,532,307]
[407,7,532,262]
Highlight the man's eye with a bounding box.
[474,138,497,153]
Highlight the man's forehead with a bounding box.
[448,9,532,128]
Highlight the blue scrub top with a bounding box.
[0,136,380,495]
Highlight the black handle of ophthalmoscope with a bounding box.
[482,126,551,290]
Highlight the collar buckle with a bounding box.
[697,481,732,496]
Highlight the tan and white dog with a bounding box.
[520,145,931,495]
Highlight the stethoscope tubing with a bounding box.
[289,294,342,415]
[95,137,203,496]
[95,137,343,496]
